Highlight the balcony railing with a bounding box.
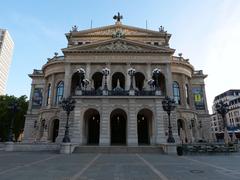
[76,89,157,96]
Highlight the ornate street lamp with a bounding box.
[127,67,136,95]
[162,96,176,143]
[61,97,75,143]
[152,68,161,95]
[102,67,110,95]
[215,100,229,144]
[7,101,20,142]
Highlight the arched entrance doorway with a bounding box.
[137,109,153,145]
[110,109,127,145]
[52,119,59,142]
[84,109,100,145]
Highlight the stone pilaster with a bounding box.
[99,99,110,145]
[107,63,111,90]
[42,79,47,107]
[27,83,35,113]
[127,99,138,146]
[147,63,151,89]
[71,100,81,144]
[126,63,131,90]
[50,74,55,106]
[155,99,166,144]
[85,63,91,79]
[63,63,71,98]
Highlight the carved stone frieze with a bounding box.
[95,40,142,51]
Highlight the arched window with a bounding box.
[92,72,103,90]
[112,72,125,90]
[135,72,145,91]
[185,84,190,105]
[46,84,51,106]
[55,81,64,105]
[172,81,181,104]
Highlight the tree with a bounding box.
[0,95,28,141]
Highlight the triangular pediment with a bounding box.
[67,23,170,37]
[62,38,175,54]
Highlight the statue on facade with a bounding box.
[113,12,123,22]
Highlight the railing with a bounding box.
[76,90,157,96]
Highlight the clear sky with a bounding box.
[1,0,240,113]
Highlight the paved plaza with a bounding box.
[0,151,240,180]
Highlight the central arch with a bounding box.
[84,109,100,145]
[110,109,127,145]
[137,109,153,145]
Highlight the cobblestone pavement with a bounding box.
[0,151,240,180]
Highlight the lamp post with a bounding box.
[162,96,176,143]
[152,68,161,95]
[61,97,75,143]
[127,67,136,95]
[7,101,19,142]
[215,100,229,144]
[102,67,110,95]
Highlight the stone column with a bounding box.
[127,99,138,146]
[86,63,91,79]
[50,74,55,106]
[99,99,110,145]
[63,63,72,98]
[181,74,187,107]
[42,79,47,107]
[146,63,151,90]
[126,63,131,90]
[165,63,173,97]
[155,99,166,144]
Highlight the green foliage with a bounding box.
[0,95,28,141]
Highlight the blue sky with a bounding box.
[1,0,240,112]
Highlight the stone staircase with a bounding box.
[73,145,164,153]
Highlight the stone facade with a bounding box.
[23,19,211,146]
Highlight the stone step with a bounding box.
[73,146,164,154]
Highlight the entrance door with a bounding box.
[88,115,100,144]
[52,119,59,142]
[111,114,126,145]
[137,116,149,144]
